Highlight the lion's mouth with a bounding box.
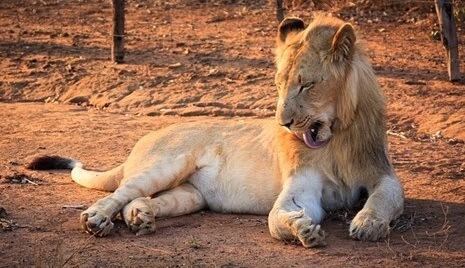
[294,121,331,149]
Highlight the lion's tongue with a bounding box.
[296,130,330,149]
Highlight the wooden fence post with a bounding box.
[434,0,460,81]
[112,0,125,63]
[277,0,284,23]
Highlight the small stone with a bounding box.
[68,96,89,104]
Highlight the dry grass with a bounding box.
[34,237,95,268]
[187,236,201,249]
[425,204,451,249]
[386,203,452,262]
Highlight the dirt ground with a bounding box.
[1,0,464,267]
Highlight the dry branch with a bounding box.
[60,205,88,210]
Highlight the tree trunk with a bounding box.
[112,0,125,63]
[434,0,460,81]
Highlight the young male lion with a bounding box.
[28,15,404,247]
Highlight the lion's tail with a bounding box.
[26,155,123,192]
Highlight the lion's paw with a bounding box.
[122,198,156,236]
[349,210,389,241]
[294,218,326,247]
[80,208,114,237]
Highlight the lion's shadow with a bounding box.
[322,197,464,255]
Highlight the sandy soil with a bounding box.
[0,0,464,267]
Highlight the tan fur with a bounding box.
[54,15,403,247]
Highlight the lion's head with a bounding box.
[274,15,379,149]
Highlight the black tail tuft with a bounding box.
[25,155,75,170]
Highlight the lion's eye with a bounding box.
[298,82,315,93]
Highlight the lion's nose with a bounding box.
[279,119,294,131]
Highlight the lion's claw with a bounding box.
[293,217,326,247]
[80,209,114,237]
[349,210,389,241]
[298,223,326,247]
[122,198,156,236]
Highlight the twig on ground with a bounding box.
[387,130,408,140]
[62,236,95,267]
[60,205,88,210]
[1,218,33,231]
[23,178,39,186]
[401,234,416,247]
[129,241,174,255]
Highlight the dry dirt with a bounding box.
[1,0,464,267]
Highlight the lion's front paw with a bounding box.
[122,198,156,236]
[349,210,389,241]
[294,218,326,247]
[80,208,114,237]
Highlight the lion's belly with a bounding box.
[189,167,281,215]
[189,172,278,215]
[188,144,281,215]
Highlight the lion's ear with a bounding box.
[330,23,356,62]
[277,17,305,45]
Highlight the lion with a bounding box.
[27,15,404,247]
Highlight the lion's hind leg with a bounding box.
[80,153,199,236]
[122,182,206,235]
